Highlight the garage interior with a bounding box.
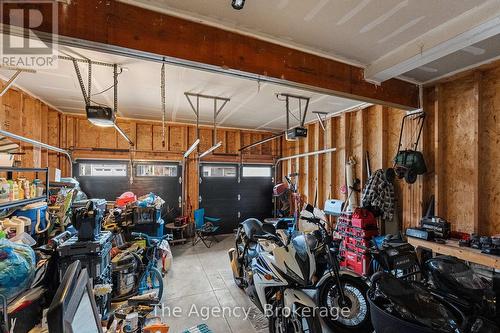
[0,1,500,333]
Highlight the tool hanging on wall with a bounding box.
[161,62,167,148]
[276,93,310,141]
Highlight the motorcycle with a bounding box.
[230,205,372,333]
[248,222,322,333]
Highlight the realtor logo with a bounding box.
[0,0,58,69]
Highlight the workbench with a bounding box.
[407,237,500,270]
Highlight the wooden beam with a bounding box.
[4,1,419,109]
[434,84,444,216]
[473,71,482,234]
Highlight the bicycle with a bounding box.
[113,232,172,302]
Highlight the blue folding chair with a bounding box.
[193,208,221,248]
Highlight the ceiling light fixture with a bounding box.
[231,0,245,10]
[199,141,222,158]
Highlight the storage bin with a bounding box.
[14,202,48,235]
[133,207,161,224]
[128,219,164,239]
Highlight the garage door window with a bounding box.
[136,164,177,177]
[79,163,127,177]
[242,166,272,177]
[202,165,236,177]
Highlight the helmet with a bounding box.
[273,182,289,197]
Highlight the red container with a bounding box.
[343,250,371,276]
[346,236,371,248]
[345,242,369,254]
[351,208,377,229]
[349,226,379,239]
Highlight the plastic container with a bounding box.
[10,232,36,246]
[133,207,161,224]
[342,249,370,276]
[14,202,48,236]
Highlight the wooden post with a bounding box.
[473,71,482,234]
[434,84,444,217]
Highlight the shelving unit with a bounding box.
[0,167,49,210]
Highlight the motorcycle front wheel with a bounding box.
[269,305,322,333]
[318,275,372,333]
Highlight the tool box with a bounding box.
[351,208,377,229]
[58,231,112,280]
[340,249,371,276]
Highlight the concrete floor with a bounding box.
[160,235,265,333]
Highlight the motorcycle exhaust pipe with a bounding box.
[228,248,241,279]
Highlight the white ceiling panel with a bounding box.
[119,0,488,65]
[0,42,364,132]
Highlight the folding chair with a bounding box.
[193,208,221,248]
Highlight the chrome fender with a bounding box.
[283,288,317,309]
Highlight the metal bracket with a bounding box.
[277,93,311,132]
[0,66,35,97]
[184,92,230,143]
[313,111,329,131]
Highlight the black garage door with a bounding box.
[239,165,274,222]
[75,160,182,221]
[199,164,239,234]
[199,163,273,234]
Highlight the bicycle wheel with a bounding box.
[139,266,164,300]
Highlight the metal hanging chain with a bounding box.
[161,62,167,147]
[114,64,118,113]
[72,59,89,106]
[87,60,92,103]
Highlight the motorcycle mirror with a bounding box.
[304,204,315,213]
[262,223,277,235]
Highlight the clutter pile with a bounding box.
[0,173,174,333]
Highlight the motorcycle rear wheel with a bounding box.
[269,305,322,333]
[318,275,372,333]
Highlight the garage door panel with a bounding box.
[75,160,181,222]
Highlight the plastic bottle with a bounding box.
[0,178,9,203]
[7,180,14,201]
[12,181,19,201]
[16,179,25,200]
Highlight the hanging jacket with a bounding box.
[361,169,395,221]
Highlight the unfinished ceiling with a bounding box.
[0,43,364,132]
[119,0,500,83]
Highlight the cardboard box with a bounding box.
[48,167,61,182]
[0,153,14,167]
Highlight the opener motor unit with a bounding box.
[286,126,308,141]
[86,105,116,127]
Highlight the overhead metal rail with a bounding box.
[0,129,73,177]
[273,147,337,180]
[239,132,284,152]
